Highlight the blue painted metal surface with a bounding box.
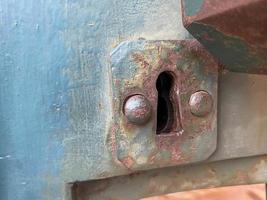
[0,0,68,199]
[0,0,188,199]
[1,0,267,199]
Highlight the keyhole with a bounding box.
[156,72,174,134]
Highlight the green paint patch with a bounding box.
[187,22,264,73]
[184,0,204,16]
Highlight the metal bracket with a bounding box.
[181,0,267,74]
[109,40,218,170]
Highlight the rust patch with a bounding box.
[120,156,135,169]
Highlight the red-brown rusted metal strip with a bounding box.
[182,0,267,74]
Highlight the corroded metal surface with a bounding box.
[189,90,213,117]
[181,0,267,74]
[109,40,218,170]
[72,155,267,200]
[123,94,152,125]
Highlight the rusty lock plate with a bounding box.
[108,40,218,171]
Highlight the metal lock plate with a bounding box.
[109,40,218,170]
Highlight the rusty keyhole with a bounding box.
[156,72,175,134]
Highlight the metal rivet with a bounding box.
[189,91,213,117]
[123,94,152,125]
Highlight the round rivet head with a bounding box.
[123,94,152,125]
[189,91,213,117]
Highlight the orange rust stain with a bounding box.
[121,156,135,169]
[132,53,150,69]
[142,184,266,200]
